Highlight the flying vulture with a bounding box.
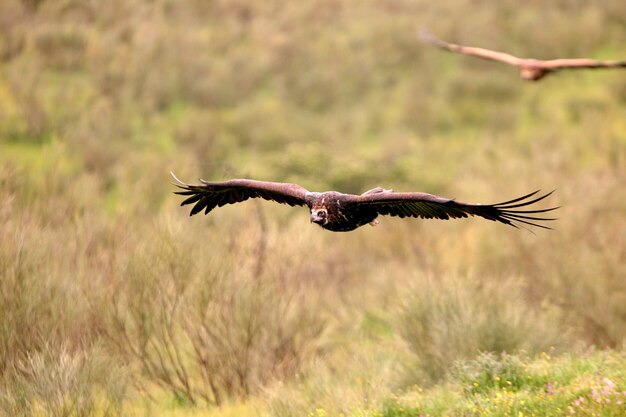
[419,29,626,81]
[172,173,557,232]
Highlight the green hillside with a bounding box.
[1,0,626,416]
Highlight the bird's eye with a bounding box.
[318,210,326,217]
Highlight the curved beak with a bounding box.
[310,212,323,224]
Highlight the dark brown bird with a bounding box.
[419,30,626,81]
[172,173,557,232]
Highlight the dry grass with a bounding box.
[105,214,336,406]
[0,343,127,417]
[397,272,568,383]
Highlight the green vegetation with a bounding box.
[1,0,626,415]
[380,351,626,417]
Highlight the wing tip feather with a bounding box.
[170,171,186,185]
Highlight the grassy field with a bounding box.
[1,0,626,416]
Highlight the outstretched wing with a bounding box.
[540,58,626,70]
[419,29,521,66]
[172,172,309,216]
[351,189,558,230]
[420,30,626,74]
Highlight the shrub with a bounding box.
[397,273,567,383]
[106,216,331,406]
[0,344,127,417]
[450,352,546,395]
[262,340,404,417]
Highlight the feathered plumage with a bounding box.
[419,29,626,81]
[172,173,558,232]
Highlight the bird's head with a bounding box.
[310,208,329,225]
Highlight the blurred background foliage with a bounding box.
[1,0,625,415]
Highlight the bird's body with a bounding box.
[307,189,383,232]
[419,30,626,81]
[172,173,557,232]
